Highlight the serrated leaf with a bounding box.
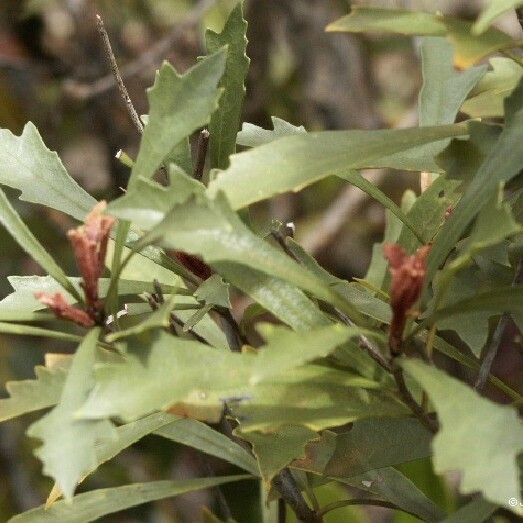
[195,274,231,308]
[155,416,258,475]
[402,359,523,512]
[206,1,249,169]
[239,425,317,485]
[473,0,523,34]
[0,122,96,220]
[27,328,116,499]
[230,367,404,433]
[327,7,516,68]
[429,189,520,354]
[207,122,468,210]
[47,411,179,504]
[428,78,523,278]
[9,476,251,523]
[140,193,368,324]
[0,187,80,300]
[419,37,486,127]
[0,365,68,422]
[108,167,204,229]
[462,57,523,118]
[77,326,381,423]
[236,116,306,147]
[129,48,227,187]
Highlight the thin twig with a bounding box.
[475,260,523,392]
[392,364,438,434]
[96,14,144,134]
[67,0,215,101]
[193,129,210,180]
[317,498,418,518]
[334,308,392,371]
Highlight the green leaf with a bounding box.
[140,193,368,324]
[9,476,251,523]
[291,417,432,477]
[462,57,523,118]
[427,285,523,324]
[0,363,69,422]
[326,7,447,35]
[402,359,523,512]
[214,263,331,330]
[236,116,306,147]
[336,170,424,243]
[340,467,445,522]
[473,0,523,34]
[0,275,182,318]
[0,321,84,342]
[206,1,249,169]
[431,333,523,402]
[428,190,520,353]
[108,166,205,230]
[27,328,116,499]
[0,122,96,220]
[155,417,259,475]
[77,325,371,422]
[207,122,468,210]
[239,425,317,485]
[428,81,523,278]
[231,367,401,433]
[397,176,461,257]
[195,274,231,308]
[327,7,516,68]
[442,496,498,523]
[129,48,227,187]
[105,295,178,342]
[0,187,81,301]
[419,37,486,127]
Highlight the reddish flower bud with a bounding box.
[67,201,115,313]
[35,292,95,327]
[383,243,430,355]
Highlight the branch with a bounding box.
[392,364,438,434]
[475,260,523,392]
[96,14,144,134]
[272,469,322,523]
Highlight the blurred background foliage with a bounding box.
[0,0,521,521]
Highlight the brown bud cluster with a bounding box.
[34,292,94,328]
[36,202,115,327]
[383,243,430,355]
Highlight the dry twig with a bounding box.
[96,14,144,134]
